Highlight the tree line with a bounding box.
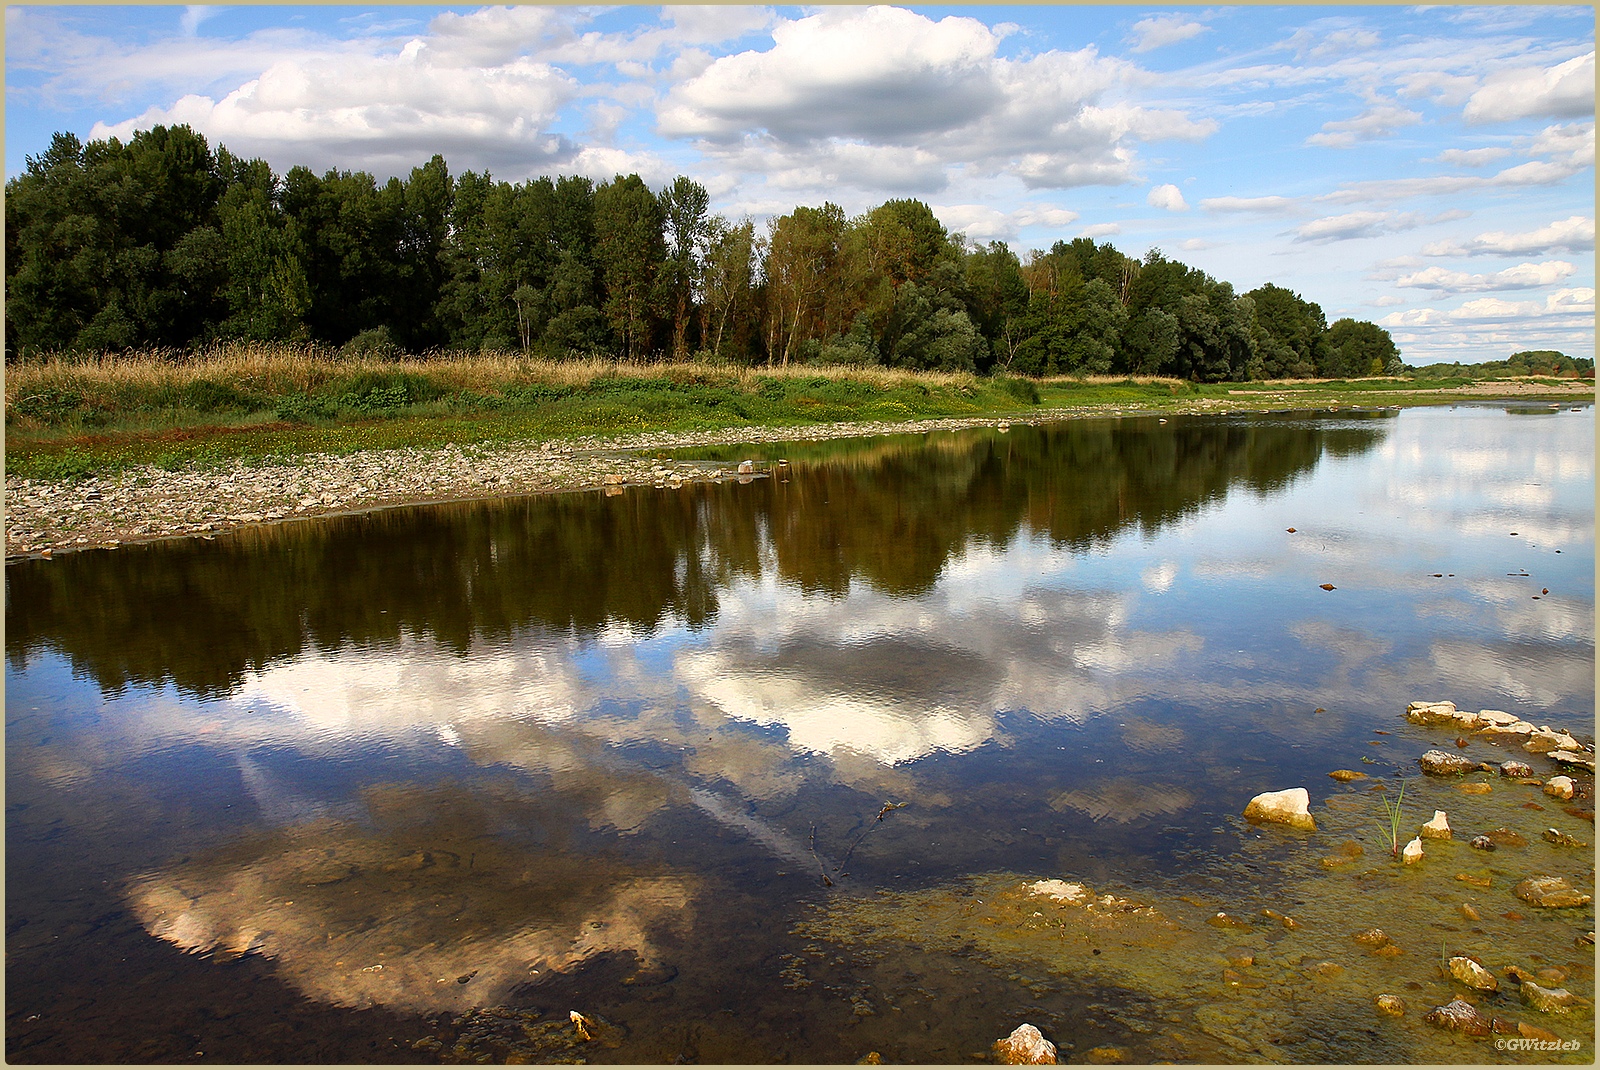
[5,124,1403,379]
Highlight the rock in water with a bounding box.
[1513,876,1592,908]
[1420,750,1477,775]
[993,1024,1057,1064]
[1544,776,1575,800]
[1543,828,1587,848]
[1448,957,1499,992]
[1328,769,1366,782]
[1521,981,1582,1015]
[1469,835,1496,851]
[1420,810,1452,839]
[1401,837,1424,865]
[1243,787,1316,830]
[1425,998,1491,1036]
[1500,760,1534,778]
[1374,994,1407,1017]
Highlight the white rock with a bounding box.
[1420,811,1452,839]
[993,1023,1057,1064]
[1026,879,1090,905]
[1544,776,1576,800]
[1526,730,1582,755]
[1401,837,1424,865]
[1243,787,1316,831]
[1477,710,1518,727]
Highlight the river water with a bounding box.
[6,404,1594,1063]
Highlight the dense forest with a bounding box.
[6,124,1406,380]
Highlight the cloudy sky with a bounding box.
[5,4,1594,365]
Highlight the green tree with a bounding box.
[1245,283,1326,379]
[593,174,666,361]
[1323,318,1400,377]
[660,176,711,362]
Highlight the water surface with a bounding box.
[7,405,1594,1063]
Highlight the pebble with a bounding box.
[1448,956,1498,992]
[993,1023,1057,1064]
[7,415,1028,556]
[1374,994,1407,1017]
[1521,981,1582,1014]
[1419,811,1451,839]
[1424,998,1491,1036]
[1512,875,1592,909]
[1419,750,1478,776]
[1542,828,1587,848]
[1484,827,1527,848]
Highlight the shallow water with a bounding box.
[6,404,1594,1063]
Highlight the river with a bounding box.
[6,403,1593,1063]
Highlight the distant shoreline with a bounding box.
[5,378,1592,560]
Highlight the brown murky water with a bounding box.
[7,406,1594,1063]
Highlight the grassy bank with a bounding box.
[4,346,1591,480]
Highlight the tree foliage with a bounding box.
[6,124,1405,379]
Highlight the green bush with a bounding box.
[995,375,1041,405]
[274,394,335,423]
[339,326,400,360]
[9,385,87,425]
[180,379,257,414]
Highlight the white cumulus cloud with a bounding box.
[656,6,1215,194]
[1394,261,1577,292]
[1295,210,1426,243]
[1421,216,1596,257]
[1463,50,1595,123]
[1147,183,1188,211]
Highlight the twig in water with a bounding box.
[809,824,833,887]
[834,801,906,874]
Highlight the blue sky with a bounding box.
[5,4,1594,365]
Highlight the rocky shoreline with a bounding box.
[6,381,1592,560]
[3,413,1041,559]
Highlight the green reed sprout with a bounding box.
[1377,780,1406,858]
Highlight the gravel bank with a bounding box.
[4,412,1061,558]
[7,384,1590,560]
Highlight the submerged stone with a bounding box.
[1459,782,1493,795]
[1521,981,1582,1015]
[1374,994,1407,1017]
[1469,836,1496,851]
[1513,876,1591,909]
[1242,787,1315,830]
[1448,957,1498,992]
[1485,827,1527,847]
[1419,750,1477,776]
[993,1023,1057,1064]
[1542,828,1587,848]
[1352,928,1391,948]
[1425,998,1491,1036]
[1327,769,1366,782]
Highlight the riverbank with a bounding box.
[5,377,1592,559]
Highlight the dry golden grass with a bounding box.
[4,344,985,408]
